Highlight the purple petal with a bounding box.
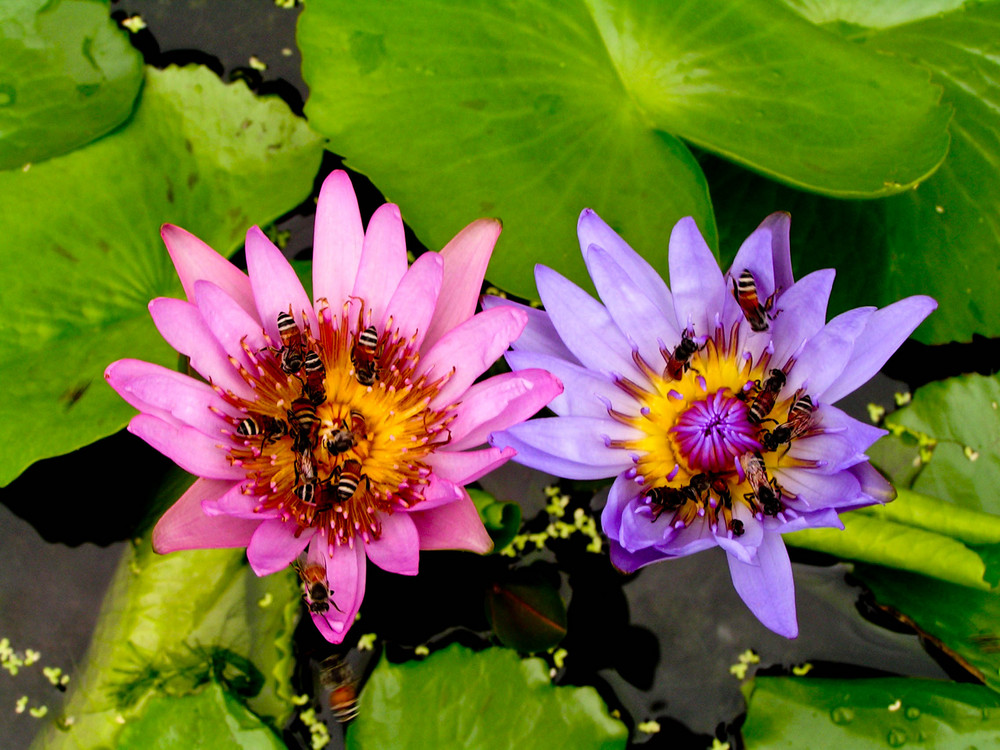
[846,462,896,507]
[607,537,671,573]
[727,531,798,638]
[722,225,775,334]
[775,507,844,533]
[535,265,643,381]
[161,224,255,315]
[418,307,527,408]
[313,539,367,642]
[105,359,233,435]
[353,203,408,326]
[715,503,763,563]
[364,512,420,575]
[313,170,365,310]
[768,269,836,367]
[246,519,315,576]
[578,208,674,319]
[586,244,680,363]
[409,492,493,554]
[447,369,563,451]
[668,217,725,337]
[506,350,633,419]
[129,414,244,480]
[424,218,501,350]
[148,298,255,400]
[758,212,794,294]
[426,446,516,486]
[383,251,443,350]
[820,296,937,404]
[782,307,874,401]
[491,417,638,480]
[194,280,267,371]
[152,478,258,553]
[771,466,861,511]
[813,405,888,453]
[481,296,579,364]
[245,226,317,341]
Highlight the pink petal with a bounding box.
[447,369,563,451]
[383,251,443,350]
[418,307,527,409]
[353,203,408,326]
[201,482,280,520]
[161,224,255,315]
[364,512,420,575]
[409,491,493,554]
[313,170,365,309]
[245,225,317,341]
[246,519,315,576]
[148,297,255,400]
[194,280,267,370]
[152,478,258,553]
[425,446,517,485]
[313,540,367,642]
[414,474,465,510]
[129,414,244,480]
[105,359,233,436]
[424,218,501,350]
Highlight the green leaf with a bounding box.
[780,0,969,30]
[885,374,1000,515]
[30,472,301,750]
[742,675,1000,749]
[712,2,1000,344]
[469,487,522,551]
[299,0,950,299]
[855,565,1000,695]
[0,65,324,486]
[486,578,568,652]
[346,644,628,750]
[0,0,143,169]
[114,682,288,750]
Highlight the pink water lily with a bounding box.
[106,170,562,642]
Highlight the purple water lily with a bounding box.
[489,210,935,637]
[105,170,561,643]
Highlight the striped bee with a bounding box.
[732,269,776,332]
[235,414,288,446]
[745,369,786,425]
[302,350,326,405]
[320,656,360,723]
[739,451,783,517]
[324,410,367,456]
[663,328,703,381]
[760,393,815,452]
[351,326,379,386]
[334,458,369,501]
[287,397,321,453]
[275,311,305,374]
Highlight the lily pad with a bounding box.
[299,0,948,299]
[346,644,627,749]
[0,64,324,486]
[30,472,301,750]
[742,675,1000,748]
[0,0,143,169]
[711,2,1000,344]
[470,487,522,551]
[115,682,288,750]
[854,564,1000,695]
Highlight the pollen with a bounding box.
[218,300,453,545]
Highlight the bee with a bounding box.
[746,369,786,425]
[287,397,320,453]
[645,485,694,520]
[334,458,369,501]
[292,451,319,503]
[275,311,305,374]
[739,451,783,516]
[760,394,815,452]
[663,328,703,381]
[302,350,326,405]
[732,269,776,332]
[324,410,367,456]
[351,325,379,386]
[236,414,288,446]
[320,656,360,723]
[296,561,341,615]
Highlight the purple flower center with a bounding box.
[671,390,761,472]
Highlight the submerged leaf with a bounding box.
[346,644,627,749]
[0,0,144,168]
[0,65,324,486]
[742,675,1000,748]
[486,577,568,652]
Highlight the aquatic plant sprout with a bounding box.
[488,210,936,638]
[105,170,562,643]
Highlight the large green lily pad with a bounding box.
[0,65,323,486]
[742,675,1000,748]
[346,644,627,749]
[31,472,300,750]
[0,0,144,169]
[712,2,1000,344]
[299,0,948,299]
